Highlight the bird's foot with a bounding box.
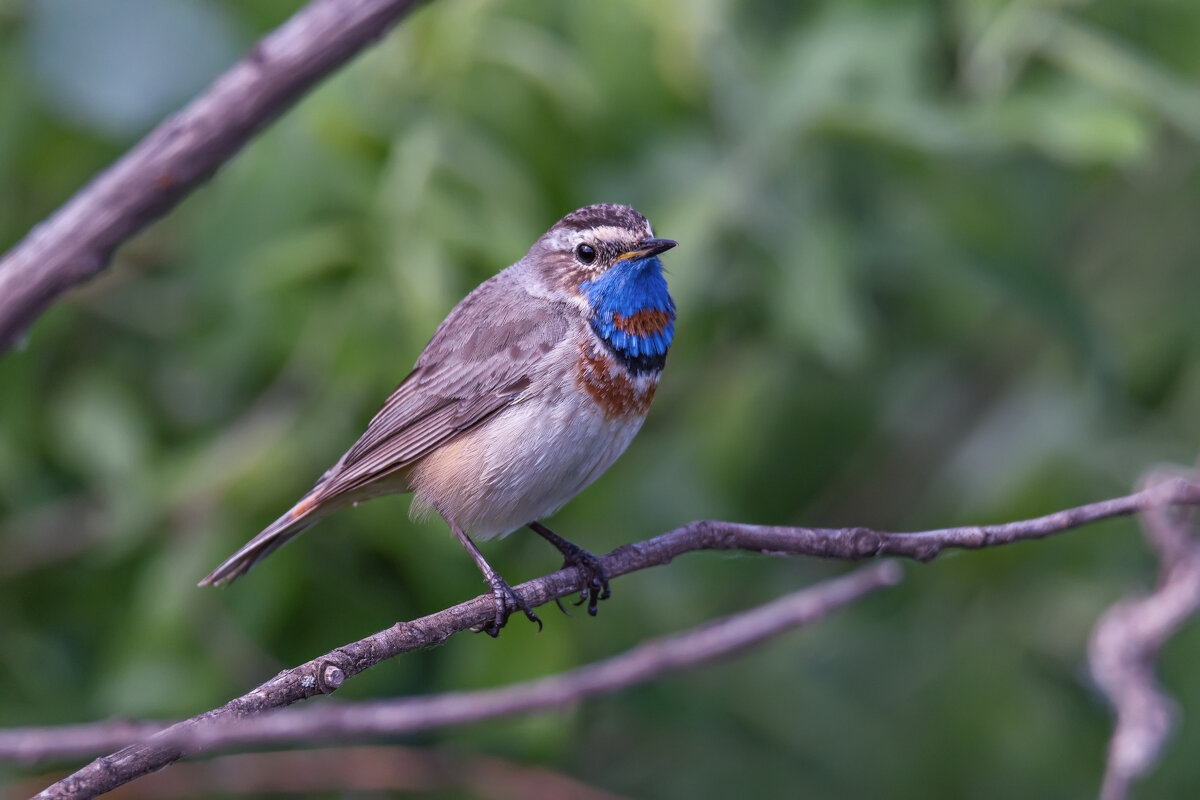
[474,573,542,637]
[529,522,611,616]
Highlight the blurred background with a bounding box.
[3,0,1200,797]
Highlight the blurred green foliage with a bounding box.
[3,0,1200,797]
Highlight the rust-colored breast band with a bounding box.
[576,345,658,420]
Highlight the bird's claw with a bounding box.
[529,521,611,617]
[552,543,609,616]
[473,574,541,637]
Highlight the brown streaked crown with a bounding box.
[554,204,650,234]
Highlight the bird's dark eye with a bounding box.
[575,243,597,264]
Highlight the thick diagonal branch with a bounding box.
[0,0,430,353]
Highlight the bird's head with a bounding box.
[527,203,677,370]
[529,203,676,309]
[535,203,675,280]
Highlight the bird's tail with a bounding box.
[198,490,329,587]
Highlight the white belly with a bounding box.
[407,384,649,540]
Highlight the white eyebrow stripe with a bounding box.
[588,226,638,243]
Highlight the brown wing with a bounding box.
[317,271,570,499]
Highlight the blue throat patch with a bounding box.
[580,256,675,374]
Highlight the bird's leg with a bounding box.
[528,521,611,616]
[449,523,541,636]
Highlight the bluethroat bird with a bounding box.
[200,204,677,635]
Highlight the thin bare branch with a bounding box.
[0,0,429,353]
[7,562,900,769]
[14,477,1200,799]
[1090,473,1200,800]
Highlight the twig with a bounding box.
[13,477,1200,799]
[6,562,900,768]
[0,0,430,353]
[1090,474,1200,800]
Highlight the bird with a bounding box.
[200,203,677,635]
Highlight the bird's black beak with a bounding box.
[622,237,678,261]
